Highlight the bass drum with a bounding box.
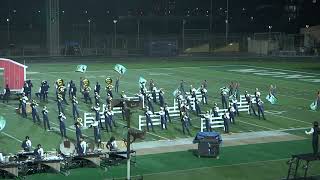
[59,140,76,157]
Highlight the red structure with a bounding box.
[0,58,28,91]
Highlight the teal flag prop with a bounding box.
[310,101,317,111]
[114,64,127,75]
[266,94,277,105]
[0,116,6,131]
[173,88,179,97]
[76,64,87,73]
[139,77,147,88]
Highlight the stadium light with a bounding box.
[113,19,118,48]
[6,18,10,43]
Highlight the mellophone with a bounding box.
[0,140,136,178]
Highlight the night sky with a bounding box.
[0,0,319,34]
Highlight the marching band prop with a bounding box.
[114,64,127,75]
[0,116,6,131]
[75,64,87,73]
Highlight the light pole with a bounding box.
[113,19,118,49]
[268,25,272,41]
[88,19,91,48]
[182,19,186,52]
[137,19,140,49]
[225,0,229,46]
[7,18,10,43]
[305,25,310,49]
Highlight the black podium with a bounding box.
[193,132,222,158]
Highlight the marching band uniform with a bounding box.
[305,121,320,154]
[257,99,266,120]
[229,82,234,96]
[94,92,100,106]
[212,104,219,117]
[159,89,165,107]
[34,144,44,159]
[30,100,41,123]
[147,95,155,114]
[35,87,42,100]
[159,108,167,130]
[317,91,320,111]
[75,123,82,147]
[42,106,51,130]
[71,84,77,98]
[200,85,208,105]
[58,113,67,138]
[164,103,171,123]
[176,92,183,110]
[145,109,154,132]
[79,139,87,155]
[93,105,102,129]
[152,87,157,103]
[72,97,80,120]
[115,77,119,93]
[43,81,50,101]
[245,92,257,116]
[108,108,116,127]
[195,100,201,116]
[21,136,32,152]
[94,82,101,95]
[149,79,155,92]
[92,121,101,144]
[181,114,191,135]
[222,112,230,133]
[27,80,33,99]
[204,111,212,132]
[3,84,10,103]
[23,82,29,98]
[228,106,236,124]
[104,109,113,132]
[231,97,239,116]
[68,80,74,98]
[221,88,228,109]
[254,88,261,105]
[106,94,112,108]
[180,80,185,94]
[57,96,65,114]
[106,86,113,98]
[83,87,92,104]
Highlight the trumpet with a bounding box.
[56,79,64,87]
[77,117,83,127]
[82,78,90,88]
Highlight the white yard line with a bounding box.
[264,113,311,125]
[237,120,274,131]
[238,65,320,76]
[1,132,23,143]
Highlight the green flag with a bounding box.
[76,64,87,73]
[0,116,6,131]
[310,101,317,111]
[139,76,147,88]
[114,64,127,75]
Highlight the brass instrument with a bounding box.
[105,77,113,89]
[77,118,83,127]
[82,78,90,88]
[56,79,64,87]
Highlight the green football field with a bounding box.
[0,56,320,179]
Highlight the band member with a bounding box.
[176,91,184,110]
[181,113,191,135]
[21,136,32,152]
[3,84,10,103]
[21,93,28,118]
[149,79,155,92]
[221,87,228,109]
[269,84,277,98]
[245,91,257,116]
[94,92,100,106]
[145,108,154,132]
[107,136,118,151]
[42,106,51,130]
[75,122,82,147]
[23,81,29,98]
[106,93,112,109]
[317,91,320,111]
[222,111,230,133]
[159,89,165,107]
[228,106,236,124]
[104,108,113,132]
[305,121,320,154]
[72,96,80,120]
[91,120,101,145]
[189,85,196,95]
[106,86,113,98]
[70,83,77,98]
[179,80,185,94]
[68,80,74,98]
[94,81,101,95]
[26,80,33,99]
[212,103,219,117]
[108,108,116,127]
[231,96,239,116]
[30,100,41,124]
[83,86,92,104]
[254,88,261,104]
[204,111,212,132]
[152,87,157,103]
[34,144,44,159]
[57,95,65,114]
[58,112,67,138]
[115,77,120,93]
[79,137,87,155]
[43,80,50,101]
[257,99,266,120]
[92,104,102,129]
[36,81,43,101]
[164,103,171,123]
[159,107,167,130]
[147,95,154,114]
[195,100,201,116]
[200,85,208,105]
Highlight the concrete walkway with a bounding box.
[132,131,305,155]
